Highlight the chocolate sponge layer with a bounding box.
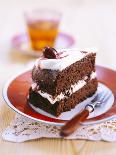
[29,78,98,116]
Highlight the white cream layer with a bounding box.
[35,48,97,71]
[32,72,96,104]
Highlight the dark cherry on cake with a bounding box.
[29,47,98,116]
[43,47,68,59]
[43,47,58,59]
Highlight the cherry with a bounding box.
[43,47,58,59]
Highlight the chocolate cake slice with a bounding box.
[28,47,98,116]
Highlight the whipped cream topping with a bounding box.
[32,72,96,104]
[35,48,96,71]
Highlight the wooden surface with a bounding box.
[0,0,116,154]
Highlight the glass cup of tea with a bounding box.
[24,9,62,52]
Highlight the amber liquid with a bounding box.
[27,20,59,51]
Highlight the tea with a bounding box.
[25,9,61,51]
[27,20,59,51]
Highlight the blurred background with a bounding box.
[0,0,116,71]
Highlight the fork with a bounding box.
[60,91,111,137]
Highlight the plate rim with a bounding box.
[2,66,116,126]
[2,68,65,126]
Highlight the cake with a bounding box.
[28,47,98,116]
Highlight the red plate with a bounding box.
[2,66,116,126]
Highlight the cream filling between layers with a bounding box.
[32,72,96,104]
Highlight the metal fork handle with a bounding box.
[85,101,101,113]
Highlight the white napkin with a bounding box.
[2,114,116,142]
